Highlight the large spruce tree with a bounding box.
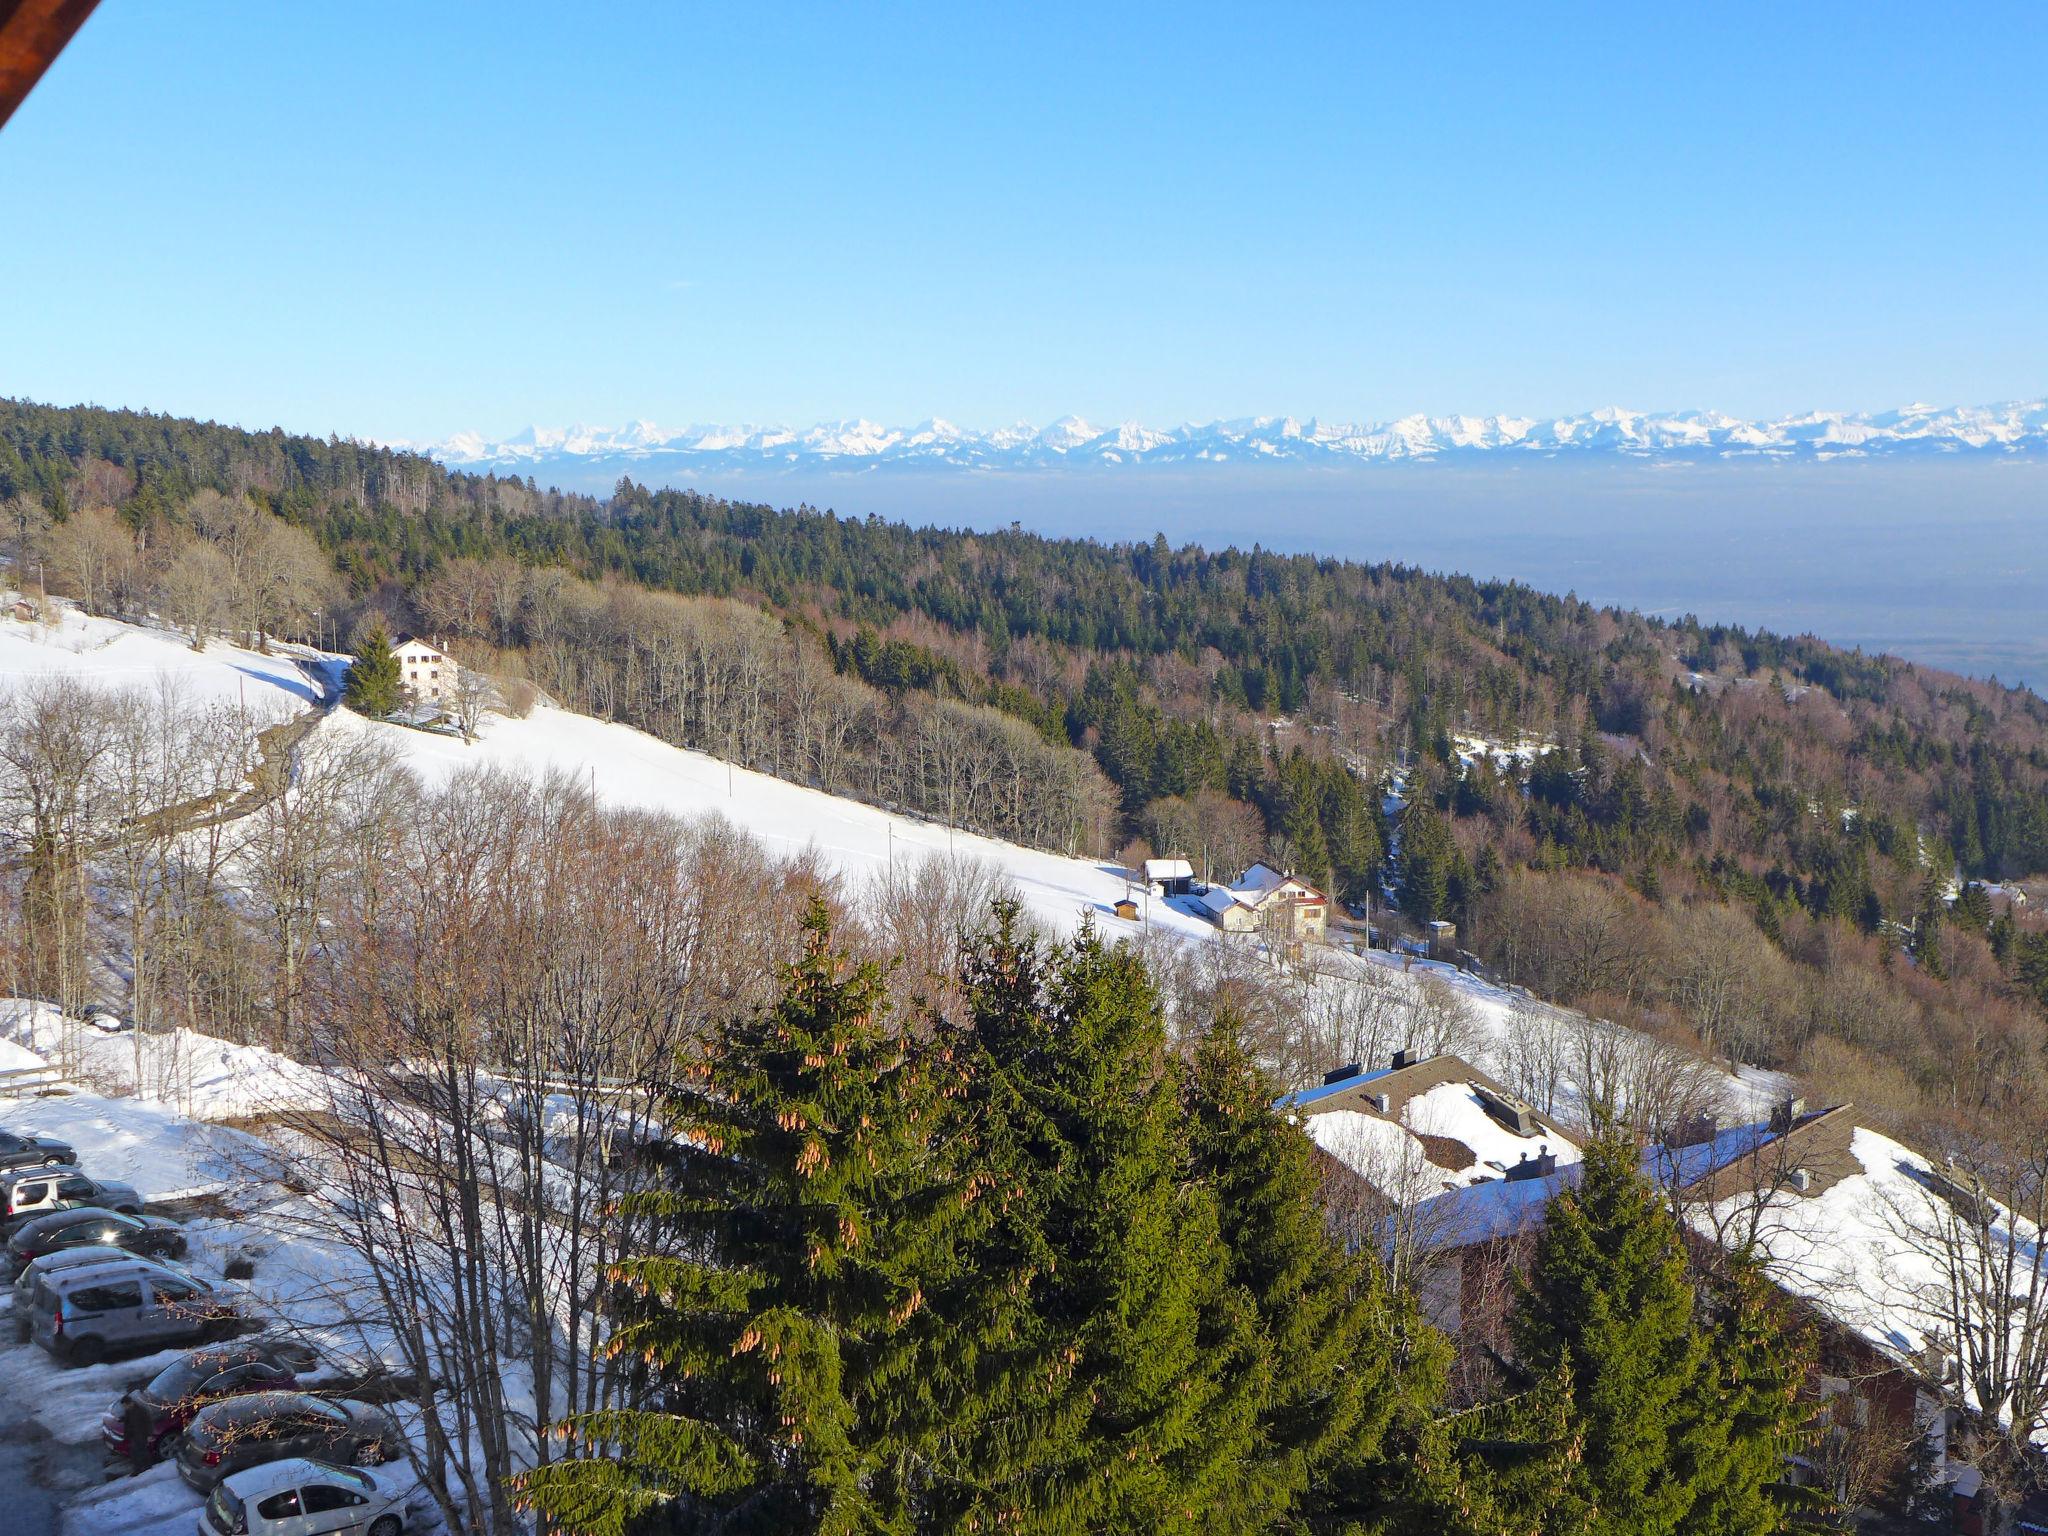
[343,620,402,717]
[1510,1136,1708,1536]
[1509,1138,1826,1536]
[1678,1258,1829,1536]
[517,905,970,1535]
[932,909,1258,1534]
[1180,1013,1426,1532]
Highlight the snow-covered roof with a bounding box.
[1143,858,1193,881]
[1277,1055,1582,1202]
[1700,1124,2042,1387]
[1225,863,1327,905]
[1232,862,1289,898]
[1198,884,1246,916]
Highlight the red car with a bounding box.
[100,1343,304,1468]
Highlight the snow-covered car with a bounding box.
[0,1128,78,1172]
[82,1005,135,1035]
[178,1393,402,1494]
[0,1167,143,1228]
[198,1456,410,1536]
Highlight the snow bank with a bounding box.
[0,1001,327,1122]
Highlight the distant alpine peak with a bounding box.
[416,399,2048,472]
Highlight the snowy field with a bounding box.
[327,697,1226,950]
[0,604,325,717]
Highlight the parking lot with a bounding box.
[0,1078,432,1536]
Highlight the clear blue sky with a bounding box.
[2,2,2043,443]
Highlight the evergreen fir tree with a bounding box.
[517,904,970,1536]
[1378,1367,1591,1536]
[1280,759,1335,894]
[343,620,402,717]
[1511,1136,1707,1536]
[935,909,1256,1534]
[1887,1413,1956,1530]
[1180,1013,1416,1532]
[1679,1257,1830,1536]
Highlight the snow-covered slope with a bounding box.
[0,604,323,715]
[328,699,1215,948]
[414,399,2048,475]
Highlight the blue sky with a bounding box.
[2,2,2043,442]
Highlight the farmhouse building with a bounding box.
[1198,863,1328,942]
[392,634,456,703]
[1142,857,1194,897]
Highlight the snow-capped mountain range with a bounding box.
[418,400,2048,474]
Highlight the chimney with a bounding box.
[1787,1167,1813,1193]
[1367,1092,1391,1115]
[1390,1047,1416,1070]
[1769,1096,1808,1134]
[1322,1062,1364,1086]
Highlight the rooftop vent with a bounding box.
[1505,1148,1559,1183]
[1368,1093,1391,1115]
[1475,1084,1539,1137]
[1768,1096,1808,1135]
[1786,1167,1812,1193]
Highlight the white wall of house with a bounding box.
[393,638,456,702]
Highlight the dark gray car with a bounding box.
[0,1129,77,1173]
[177,1392,401,1492]
[3,1207,186,1279]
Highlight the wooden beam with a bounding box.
[0,0,99,131]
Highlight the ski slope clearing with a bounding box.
[326,692,1808,1132]
[328,699,1225,949]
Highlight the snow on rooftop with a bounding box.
[1403,1080,1580,1184]
[1230,862,1289,898]
[1702,1125,2038,1378]
[1304,1108,1415,1178]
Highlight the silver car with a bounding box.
[9,1245,182,1336]
[0,1168,142,1229]
[27,1259,239,1365]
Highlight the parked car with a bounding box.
[178,1393,401,1493]
[4,1206,187,1279]
[0,1167,142,1229]
[26,1258,238,1365]
[11,1246,197,1337]
[0,1129,78,1172]
[102,1341,307,1467]
[200,1457,410,1536]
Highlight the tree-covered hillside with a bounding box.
[9,394,2048,1134]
